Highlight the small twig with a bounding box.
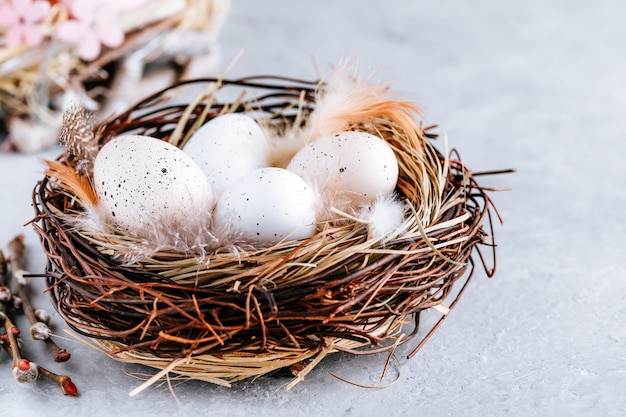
[472,168,516,176]
[38,366,78,396]
[1,234,77,396]
[7,235,70,362]
[0,333,78,396]
[3,313,22,370]
[2,314,39,384]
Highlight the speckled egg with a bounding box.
[213,167,318,245]
[286,131,399,209]
[93,134,214,233]
[183,113,270,198]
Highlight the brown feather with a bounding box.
[308,64,425,154]
[44,160,98,207]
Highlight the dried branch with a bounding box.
[7,235,70,362]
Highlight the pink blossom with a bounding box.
[0,0,50,48]
[56,0,146,61]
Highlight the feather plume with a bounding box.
[358,195,407,241]
[44,160,98,207]
[307,62,424,153]
[59,105,101,175]
[58,203,219,264]
[266,125,308,169]
[112,209,219,264]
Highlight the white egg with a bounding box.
[183,113,270,197]
[213,167,318,245]
[286,131,399,209]
[93,134,214,234]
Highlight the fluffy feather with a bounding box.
[59,106,100,175]
[266,124,308,169]
[61,204,219,264]
[358,195,407,241]
[307,62,424,152]
[114,209,219,263]
[44,160,98,207]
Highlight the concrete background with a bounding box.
[1,1,625,416]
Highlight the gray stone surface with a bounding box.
[1,1,625,416]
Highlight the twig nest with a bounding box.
[31,67,502,391]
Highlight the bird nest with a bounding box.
[31,72,502,391]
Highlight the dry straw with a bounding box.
[31,74,504,393]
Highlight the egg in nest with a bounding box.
[93,134,215,235]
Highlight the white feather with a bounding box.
[266,125,308,168]
[62,204,218,263]
[358,195,407,241]
[307,62,388,141]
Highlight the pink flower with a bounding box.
[0,0,50,48]
[56,0,127,61]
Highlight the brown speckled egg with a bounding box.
[183,113,270,198]
[93,135,214,233]
[286,131,399,209]
[213,167,317,245]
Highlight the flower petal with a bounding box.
[57,20,88,43]
[23,24,44,47]
[77,32,101,61]
[23,1,51,24]
[71,0,97,23]
[0,6,19,26]
[98,24,124,49]
[110,0,148,13]
[5,26,24,47]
